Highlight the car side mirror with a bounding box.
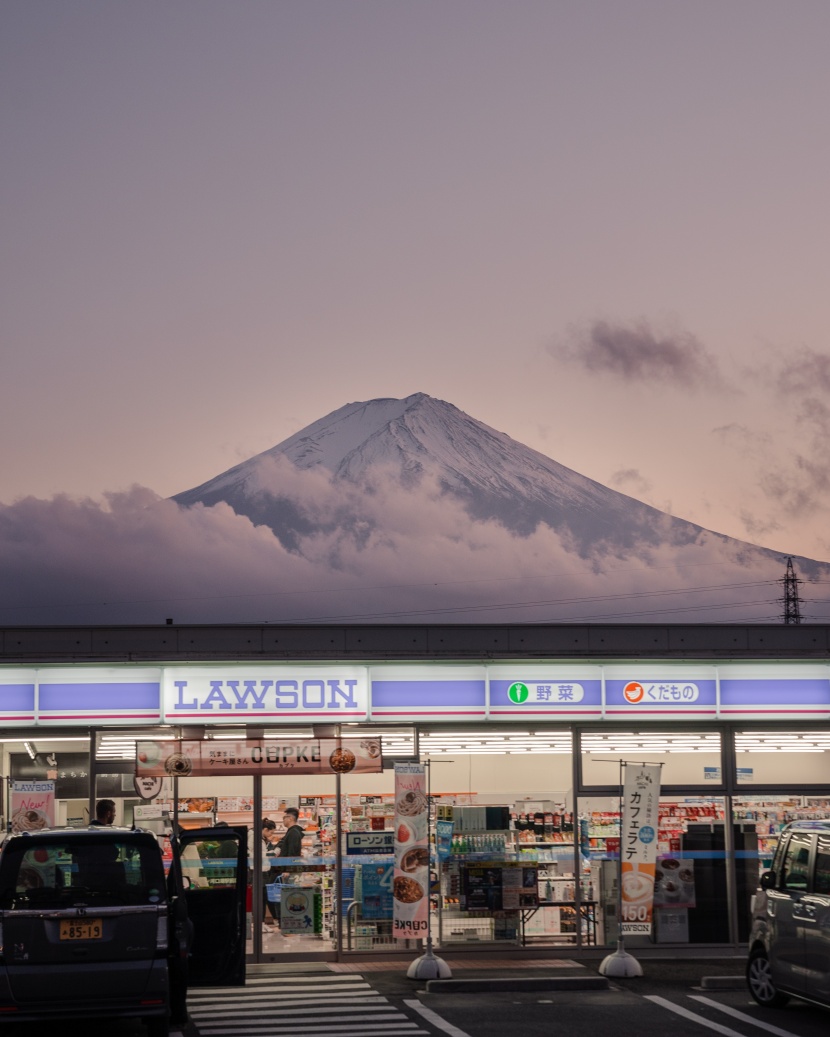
[759,870,776,890]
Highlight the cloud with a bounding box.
[608,468,652,497]
[0,473,811,626]
[776,348,830,397]
[739,509,783,540]
[552,318,726,389]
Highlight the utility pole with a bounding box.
[780,557,802,625]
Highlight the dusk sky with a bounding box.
[3,2,830,624]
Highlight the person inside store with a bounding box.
[273,808,304,859]
[89,799,116,826]
[262,818,280,932]
[211,820,238,860]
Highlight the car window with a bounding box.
[815,835,830,895]
[0,837,167,908]
[780,833,812,892]
[180,836,239,890]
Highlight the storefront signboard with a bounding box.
[393,762,429,939]
[718,664,830,718]
[620,763,661,937]
[371,666,486,720]
[346,832,394,854]
[5,660,830,726]
[488,665,602,717]
[11,779,55,834]
[36,667,162,725]
[0,670,36,725]
[135,738,383,777]
[605,666,717,717]
[162,665,369,722]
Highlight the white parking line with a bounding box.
[404,999,473,1037]
[645,995,751,1037]
[688,995,804,1037]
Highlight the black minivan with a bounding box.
[747,819,830,1010]
[0,824,247,1035]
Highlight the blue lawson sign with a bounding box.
[346,832,395,855]
[162,666,369,722]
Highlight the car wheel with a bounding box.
[747,949,790,1008]
[145,1015,171,1037]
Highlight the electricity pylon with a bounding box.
[780,556,802,625]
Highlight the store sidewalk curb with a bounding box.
[700,975,746,990]
[424,975,611,994]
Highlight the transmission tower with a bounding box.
[780,556,802,624]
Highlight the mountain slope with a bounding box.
[171,392,820,576]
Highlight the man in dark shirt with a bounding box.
[89,799,116,826]
[274,808,304,858]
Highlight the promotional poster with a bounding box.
[392,762,429,939]
[135,737,382,777]
[620,763,662,936]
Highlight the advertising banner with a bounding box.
[11,780,55,834]
[280,887,318,934]
[620,763,661,936]
[135,738,382,777]
[653,858,696,909]
[392,762,429,940]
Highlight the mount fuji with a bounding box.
[171,393,826,623]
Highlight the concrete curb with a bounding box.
[425,975,610,994]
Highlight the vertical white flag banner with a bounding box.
[620,763,661,936]
[392,762,429,940]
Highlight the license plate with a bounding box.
[59,919,103,940]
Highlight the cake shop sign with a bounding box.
[136,738,383,777]
[162,667,369,722]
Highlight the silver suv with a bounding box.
[747,819,830,1009]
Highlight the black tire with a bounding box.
[145,1015,171,1037]
[747,948,790,1008]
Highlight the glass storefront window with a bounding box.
[580,792,729,946]
[420,727,580,949]
[580,730,723,787]
[734,729,830,785]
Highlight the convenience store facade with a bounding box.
[3,621,830,962]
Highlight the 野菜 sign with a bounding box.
[136,738,383,777]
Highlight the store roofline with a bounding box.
[1,623,829,663]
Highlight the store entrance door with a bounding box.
[176,825,249,985]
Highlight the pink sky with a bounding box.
[3,0,830,567]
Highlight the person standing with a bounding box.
[273,808,304,859]
[90,799,116,826]
[261,818,279,931]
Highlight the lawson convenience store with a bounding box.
[2,621,830,961]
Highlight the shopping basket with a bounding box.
[265,882,283,904]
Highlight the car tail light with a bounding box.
[0,920,4,963]
[156,913,168,951]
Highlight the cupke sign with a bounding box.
[162,667,368,722]
[136,737,383,777]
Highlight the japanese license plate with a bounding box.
[59,919,103,940]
